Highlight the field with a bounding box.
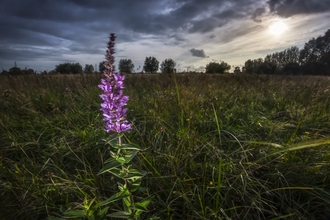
[0,73,330,219]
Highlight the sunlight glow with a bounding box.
[269,21,288,36]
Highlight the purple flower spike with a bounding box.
[99,33,131,133]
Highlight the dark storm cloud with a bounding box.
[164,33,187,46]
[188,18,223,33]
[186,9,244,33]
[252,7,266,22]
[0,44,69,62]
[0,0,249,55]
[215,9,244,19]
[267,0,330,17]
[190,48,208,58]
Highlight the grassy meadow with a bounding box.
[0,73,330,219]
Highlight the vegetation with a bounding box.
[118,59,135,74]
[99,61,106,74]
[160,58,176,73]
[1,73,330,219]
[233,66,241,74]
[143,57,159,73]
[0,67,36,75]
[205,61,231,74]
[84,64,94,73]
[55,63,83,74]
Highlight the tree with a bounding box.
[244,59,254,74]
[84,64,94,73]
[283,46,300,64]
[22,68,35,75]
[283,62,300,75]
[118,59,134,74]
[244,59,265,74]
[55,63,82,74]
[143,57,159,73]
[7,67,35,75]
[160,58,176,73]
[263,55,277,74]
[70,63,83,74]
[9,67,22,75]
[99,61,106,73]
[300,29,330,75]
[205,61,231,74]
[233,66,241,74]
[55,63,70,74]
[253,58,264,74]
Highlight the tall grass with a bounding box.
[0,73,330,219]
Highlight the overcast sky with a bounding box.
[1,0,330,72]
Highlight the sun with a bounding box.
[269,21,288,36]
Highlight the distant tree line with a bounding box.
[101,57,176,74]
[0,63,97,75]
[1,29,329,76]
[0,67,36,75]
[243,29,330,75]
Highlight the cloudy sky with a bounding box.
[0,0,330,72]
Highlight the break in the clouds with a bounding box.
[190,48,208,58]
[0,0,330,72]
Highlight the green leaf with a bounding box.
[118,183,126,191]
[122,196,132,213]
[117,157,126,164]
[106,211,131,219]
[133,197,153,218]
[124,169,143,180]
[273,138,330,155]
[134,197,153,212]
[105,167,123,178]
[124,150,139,164]
[130,178,142,192]
[117,169,143,180]
[96,206,109,218]
[104,167,143,180]
[98,159,121,175]
[112,143,141,150]
[104,156,115,163]
[98,190,130,207]
[63,210,87,217]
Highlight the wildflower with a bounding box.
[99,33,131,133]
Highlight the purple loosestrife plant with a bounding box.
[96,34,151,220]
[99,73,131,133]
